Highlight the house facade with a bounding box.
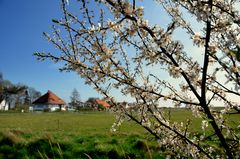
[85,98,110,110]
[0,99,9,110]
[32,90,66,111]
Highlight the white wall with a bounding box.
[0,100,9,110]
[32,104,64,111]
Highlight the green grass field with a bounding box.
[0,110,239,158]
[0,111,148,140]
[0,111,158,159]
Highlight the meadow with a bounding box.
[0,109,239,159]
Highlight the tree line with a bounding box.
[69,88,109,111]
[0,72,41,111]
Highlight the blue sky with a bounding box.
[0,0,172,103]
[0,0,212,104]
[0,0,99,102]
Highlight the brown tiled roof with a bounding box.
[95,99,110,108]
[32,90,65,105]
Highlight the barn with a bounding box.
[32,90,66,111]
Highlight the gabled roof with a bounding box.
[32,90,65,105]
[95,99,110,108]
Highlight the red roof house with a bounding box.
[86,98,110,110]
[32,90,66,111]
[95,99,110,108]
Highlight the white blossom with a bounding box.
[36,0,240,157]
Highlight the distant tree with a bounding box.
[69,88,81,108]
[86,97,98,104]
[13,87,41,111]
[24,90,30,104]
[0,72,2,83]
[0,72,41,110]
[28,87,41,103]
[0,72,3,101]
[3,84,27,109]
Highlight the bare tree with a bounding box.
[35,0,240,158]
[28,87,41,103]
[69,88,81,109]
[0,73,40,110]
[3,84,27,109]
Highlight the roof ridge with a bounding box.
[32,90,65,105]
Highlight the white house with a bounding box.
[0,99,9,110]
[32,90,66,111]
